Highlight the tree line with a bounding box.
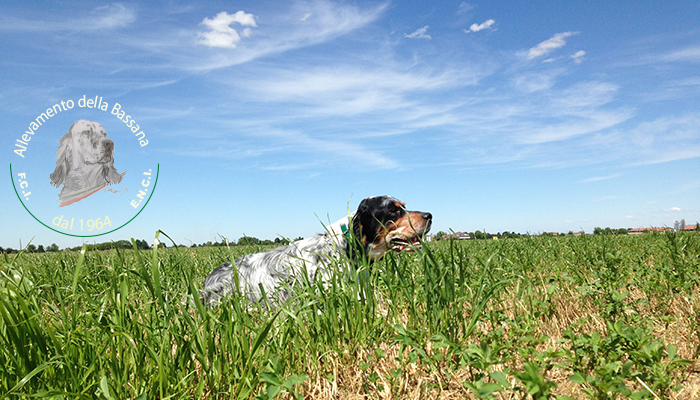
[0,236,307,254]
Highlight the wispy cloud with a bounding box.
[625,115,700,165]
[169,123,401,170]
[0,3,135,32]
[185,1,389,71]
[662,45,700,62]
[197,11,257,49]
[527,32,578,60]
[571,50,586,63]
[518,110,633,144]
[234,65,481,117]
[593,195,621,203]
[457,2,475,14]
[405,26,431,39]
[468,19,495,33]
[579,174,622,183]
[512,71,561,93]
[92,4,136,29]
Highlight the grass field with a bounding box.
[1,231,699,399]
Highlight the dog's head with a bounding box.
[50,120,118,187]
[351,195,432,260]
[70,120,115,165]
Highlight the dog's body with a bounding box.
[50,120,123,201]
[201,196,432,308]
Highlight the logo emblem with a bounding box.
[10,96,158,237]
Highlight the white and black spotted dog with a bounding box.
[201,196,432,308]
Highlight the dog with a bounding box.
[50,120,123,202]
[201,195,432,308]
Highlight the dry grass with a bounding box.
[296,286,700,399]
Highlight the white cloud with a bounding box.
[301,12,313,21]
[405,25,431,39]
[468,19,495,32]
[198,11,257,49]
[572,50,586,63]
[527,31,578,60]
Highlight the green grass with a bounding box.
[1,232,698,399]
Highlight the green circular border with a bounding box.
[10,163,159,238]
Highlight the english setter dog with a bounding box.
[50,120,123,205]
[201,196,432,308]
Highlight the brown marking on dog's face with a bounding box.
[352,196,432,260]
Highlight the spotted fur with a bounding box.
[201,196,432,308]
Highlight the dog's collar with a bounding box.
[323,214,354,250]
[341,223,350,240]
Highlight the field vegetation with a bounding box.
[1,231,699,399]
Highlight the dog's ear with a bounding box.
[50,132,72,187]
[100,139,122,184]
[352,198,380,248]
[103,165,123,184]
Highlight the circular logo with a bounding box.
[10,95,158,237]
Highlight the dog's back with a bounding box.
[201,231,345,307]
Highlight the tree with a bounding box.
[238,236,261,246]
[48,243,59,252]
[274,237,290,245]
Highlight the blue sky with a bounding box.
[2,1,699,249]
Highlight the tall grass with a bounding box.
[0,232,698,399]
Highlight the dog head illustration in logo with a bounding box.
[50,120,124,206]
